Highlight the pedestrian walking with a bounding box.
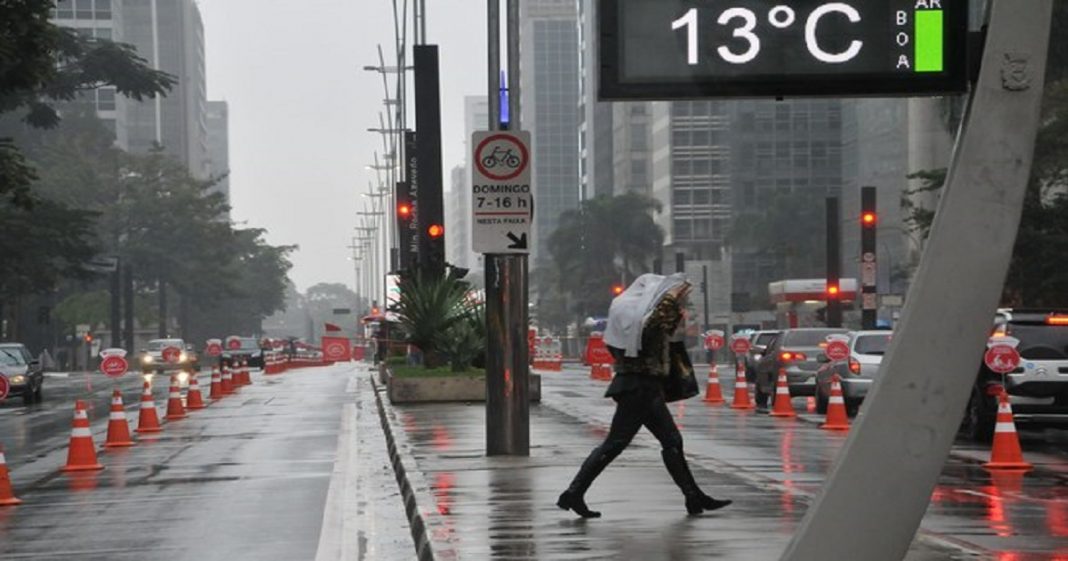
[557,273,732,518]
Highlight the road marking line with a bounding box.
[314,398,358,561]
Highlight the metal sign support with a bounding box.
[485,0,530,456]
[782,1,1052,559]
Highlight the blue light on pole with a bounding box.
[499,70,510,129]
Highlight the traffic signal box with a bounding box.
[860,187,877,329]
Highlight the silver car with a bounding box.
[814,330,893,416]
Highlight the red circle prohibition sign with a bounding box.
[475,134,529,181]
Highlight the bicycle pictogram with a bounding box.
[481,146,521,170]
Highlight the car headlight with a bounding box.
[10,375,26,385]
[177,371,189,384]
[143,355,154,364]
[179,352,188,362]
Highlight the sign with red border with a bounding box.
[206,339,223,357]
[730,336,751,355]
[100,355,129,378]
[704,331,725,351]
[985,344,1021,374]
[322,336,352,363]
[471,130,533,254]
[162,346,182,364]
[825,340,851,362]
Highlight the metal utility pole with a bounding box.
[110,259,121,348]
[701,265,710,331]
[825,197,842,328]
[782,2,1052,559]
[860,186,877,329]
[484,0,530,456]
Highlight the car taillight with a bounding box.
[848,358,861,375]
[985,383,1005,397]
[1046,315,1068,326]
[780,351,806,362]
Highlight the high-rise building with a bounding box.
[576,0,614,201]
[205,100,230,205]
[446,164,469,271]
[123,0,209,179]
[51,0,129,149]
[459,95,491,273]
[520,0,581,267]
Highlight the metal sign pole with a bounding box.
[782,1,1052,559]
[485,0,530,456]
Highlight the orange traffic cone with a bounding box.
[984,391,1033,471]
[104,389,134,448]
[0,445,22,506]
[62,400,104,472]
[821,375,851,431]
[241,359,252,386]
[136,381,162,433]
[165,375,185,421]
[221,364,234,394]
[209,366,223,400]
[769,369,797,418]
[730,368,754,410]
[703,363,724,404]
[186,372,205,410]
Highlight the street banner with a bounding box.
[321,337,352,363]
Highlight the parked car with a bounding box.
[0,343,44,405]
[960,309,1068,441]
[139,338,198,373]
[744,330,781,383]
[753,328,850,408]
[221,337,265,368]
[814,330,893,416]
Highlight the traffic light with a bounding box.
[427,224,444,239]
[398,202,412,219]
[826,284,840,298]
[83,333,94,344]
[612,284,625,296]
[860,186,877,329]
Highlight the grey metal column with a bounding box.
[485,0,530,456]
[781,1,1052,560]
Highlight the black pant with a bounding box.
[599,388,684,460]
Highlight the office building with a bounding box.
[446,165,470,271]
[51,0,129,149]
[205,100,230,205]
[520,0,581,266]
[123,0,209,179]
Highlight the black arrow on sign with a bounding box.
[506,232,528,250]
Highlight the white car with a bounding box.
[139,339,197,373]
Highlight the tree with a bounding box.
[547,193,665,320]
[0,1,174,206]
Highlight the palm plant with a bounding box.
[390,273,472,368]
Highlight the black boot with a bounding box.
[661,448,732,515]
[557,448,614,518]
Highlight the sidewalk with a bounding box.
[371,372,969,561]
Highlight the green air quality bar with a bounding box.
[914,10,944,73]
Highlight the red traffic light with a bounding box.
[83,333,94,343]
[427,224,444,239]
[612,284,625,296]
[398,203,412,218]
[861,211,877,227]
[826,284,840,298]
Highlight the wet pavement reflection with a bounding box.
[388,365,1068,560]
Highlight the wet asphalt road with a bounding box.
[0,364,355,561]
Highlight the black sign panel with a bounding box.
[599,0,968,99]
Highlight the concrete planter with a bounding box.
[386,368,542,404]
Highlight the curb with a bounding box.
[370,375,436,561]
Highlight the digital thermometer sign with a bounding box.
[599,0,968,99]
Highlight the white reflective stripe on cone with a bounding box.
[70,427,92,438]
[998,403,1012,414]
[74,410,88,420]
[169,392,179,398]
[995,422,1017,433]
[111,398,122,405]
[142,402,156,409]
[0,453,6,464]
[109,412,126,420]
[830,396,845,404]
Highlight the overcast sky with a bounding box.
[198,0,487,292]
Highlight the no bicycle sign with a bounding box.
[471,131,533,255]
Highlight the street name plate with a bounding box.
[471,131,533,254]
[599,0,968,99]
